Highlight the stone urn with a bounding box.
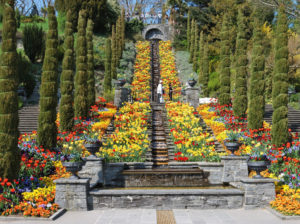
[188,79,197,87]
[247,160,270,178]
[116,78,126,87]
[224,141,241,155]
[84,142,102,158]
[62,161,83,179]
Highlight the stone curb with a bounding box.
[266,207,300,220]
[0,208,66,221]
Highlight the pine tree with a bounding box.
[187,9,191,50]
[219,12,231,106]
[189,19,195,63]
[198,31,204,82]
[0,0,20,180]
[272,5,289,147]
[104,38,112,92]
[59,10,74,132]
[233,7,248,118]
[202,43,209,97]
[87,19,95,109]
[248,8,266,130]
[111,25,117,80]
[193,24,199,72]
[37,6,59,149]
[74,10,88,118]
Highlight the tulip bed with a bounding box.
[99,102,151,162]
[166,102,223,162]
[198,103,300,216]
[0,98,116,217]
[159,41,181,101]
[131,41,151,101]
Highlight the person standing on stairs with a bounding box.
[157,80,164,103]
[169,83,173,101]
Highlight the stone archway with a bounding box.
[142,24,171,41]
[145,28,164,40]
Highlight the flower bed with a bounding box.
[198,103,300,216]
[131,41,151,101]
[166,102,222,162]
[99,102,151,162]
[159,41,181,101]
[0,98,116,217]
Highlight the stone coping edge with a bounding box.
[104,161,223,167]
[266,207,300,220]
[0,208,66,221]
[221,156,249,160]
[240,178,276,183]
[89,188,244,196]
[54,178,89,184]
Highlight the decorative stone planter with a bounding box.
[84,142,101,159]
[62,161,83,179]
[188,79,197,87]
[247,160,270,178]
[116,79,126,87]
[224,141,241,155]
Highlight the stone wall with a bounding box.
[221,156,249,183]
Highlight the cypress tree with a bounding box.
[111,25,117,80]
[104,38,112,92]
[74,10,88,119]
[272,5,289,147]
[0,0,20,180]
[187,10,191,50]
[248,8,265,130]
[233,7,248,118]
[121,8,125,51]
[37,6,59,149]
[193,24,199,72]
[219,12,231,106]
[116,17,121,60]
[198,31,204,81]
[201,43,209,97]
[189,19,195,63]
[59,10,74,132]
[87,19,95,109]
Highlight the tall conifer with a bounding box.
[0,0,20,179]
[187,10,191,50]
[104,38,112,92]
[74,10,88,118]
[38,6,59,149]
[121,8,125,51]
[111,25,117,80]
[202,43,209,97]
[59,10,74,131]
[272,5,289,146]
[219,13,231,106]
[248,8,265,130]
[87,19,95,109]
[198,31,204,82]
[193,24,199,72]
[233,7,248,118]
[189,19,195,63]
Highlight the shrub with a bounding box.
[208,72,220,97]
[22,24,45,63]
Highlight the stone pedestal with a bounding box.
[241,178,276,209]
[185,88,200,109]
[54,178,90,211]
[78,157,104,188]
[114,87,130,108]
[221,156,249,183]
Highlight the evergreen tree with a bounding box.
[111,24,117,80]
[104,38,112,92]
[198,31,204,81]
[116,17,121,60]
[187,9,191,50]
[233,7,248,118]
[189,19,195,63]
[202,43,209,97]
[0,0,20,180]
[87,19,95,109]
[121,8,125,51]
[272,5,289,147]
[74,10,88,118]
[59,10,74,132]
[37,6,59,149]
[248,8,266,130]
[219,12,231,106]
[193,23,199,72]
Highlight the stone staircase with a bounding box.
[18,105,39,134]
[264,104,300,133]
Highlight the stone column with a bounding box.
[78,157,104,188]
[241,178,276,209]
[221,156,249,183]
[54,178,90,211]
[114,87,130,108]
[185,88,200,109]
